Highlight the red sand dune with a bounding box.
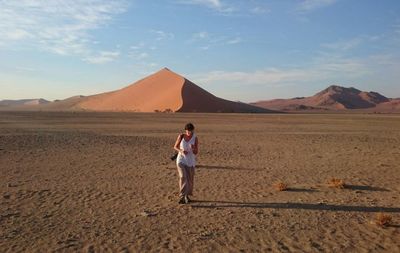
[39,68,273,113]
[78,68,184,112]
[252,85,392,111]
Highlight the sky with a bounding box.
[1,0,400,102]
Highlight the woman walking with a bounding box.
[173,123,199,204]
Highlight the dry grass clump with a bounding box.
[327,178,345,189]
[374,213,392,227]
[274,182,288,191]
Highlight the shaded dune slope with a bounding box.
[178,78,270,113]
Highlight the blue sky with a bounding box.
[1,0,400,102]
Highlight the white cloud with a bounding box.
[128,62,160,76]
[128,42,159,68]
[367,35,381,42]
[136,52,149,60]
[393,23,400,35]
[15,66,37,72]
[367,54,399,66]
[189,31,242,49]
[129,52,149,60]
[176,0,234,13]
[190,0,222,8]
[84,51,120,64]
[129,42,152,61]
[4,29,32,40]
[191,55,369,87]
[151,30,175,41]
[297,0,337,12]
[321,38,362,51]
[314,57,366,76]
[130,42,145,50]
[250,6,270,14]
[193,69,310,86]
[227,37,242,45]
[192,31,209,40]
[0,0,128,61]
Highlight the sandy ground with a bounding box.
[1,111,399,252]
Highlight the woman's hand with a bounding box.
[191,144,198,155]
[181,149,188,155]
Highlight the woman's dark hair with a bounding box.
[184,123,195,131]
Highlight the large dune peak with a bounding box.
[78,67,186,112]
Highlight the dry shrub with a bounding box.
[327,178,345,189]
[375,213,392,227]
[274,182,288,191]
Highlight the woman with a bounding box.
[173,123,199,204]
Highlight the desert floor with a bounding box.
[1,111,399,252]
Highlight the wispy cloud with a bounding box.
[128,31,173,62]
[3,29,33,40]
[192,31,209,40]
[189,0,222,8]
[14,66,37,73]
[130,42,146,50]
[176,0,272,16]
[320,34,389,52]
[84,51,120,64]
[297,0,338,12]
[128,41,161,67]
[0,0,128,62]
[321,38,362,51]
[227,37,242,45]
[129,52,149,60]
[191,55,369,87]
[250,6,270,14]
[189,31,242,49]
[151,30,175,41]
[393,22,400,40]
[176,0,235,13]
[193,69,311,86]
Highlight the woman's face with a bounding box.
[185,129,193,136]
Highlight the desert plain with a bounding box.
[1,111,399,252]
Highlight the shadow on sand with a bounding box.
[191,200,400,213]
[196,165,263,171]
[286,188,318,193]
[166,164,262,171]
[344,184,390,192]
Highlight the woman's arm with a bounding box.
[192,137,199,155]
[173,134,185,154]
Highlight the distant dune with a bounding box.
[374,98,400,112]
[0,98,49,107]
[1,68,273,113]
[252,85,397,112]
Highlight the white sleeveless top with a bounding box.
[176,133,197,167]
